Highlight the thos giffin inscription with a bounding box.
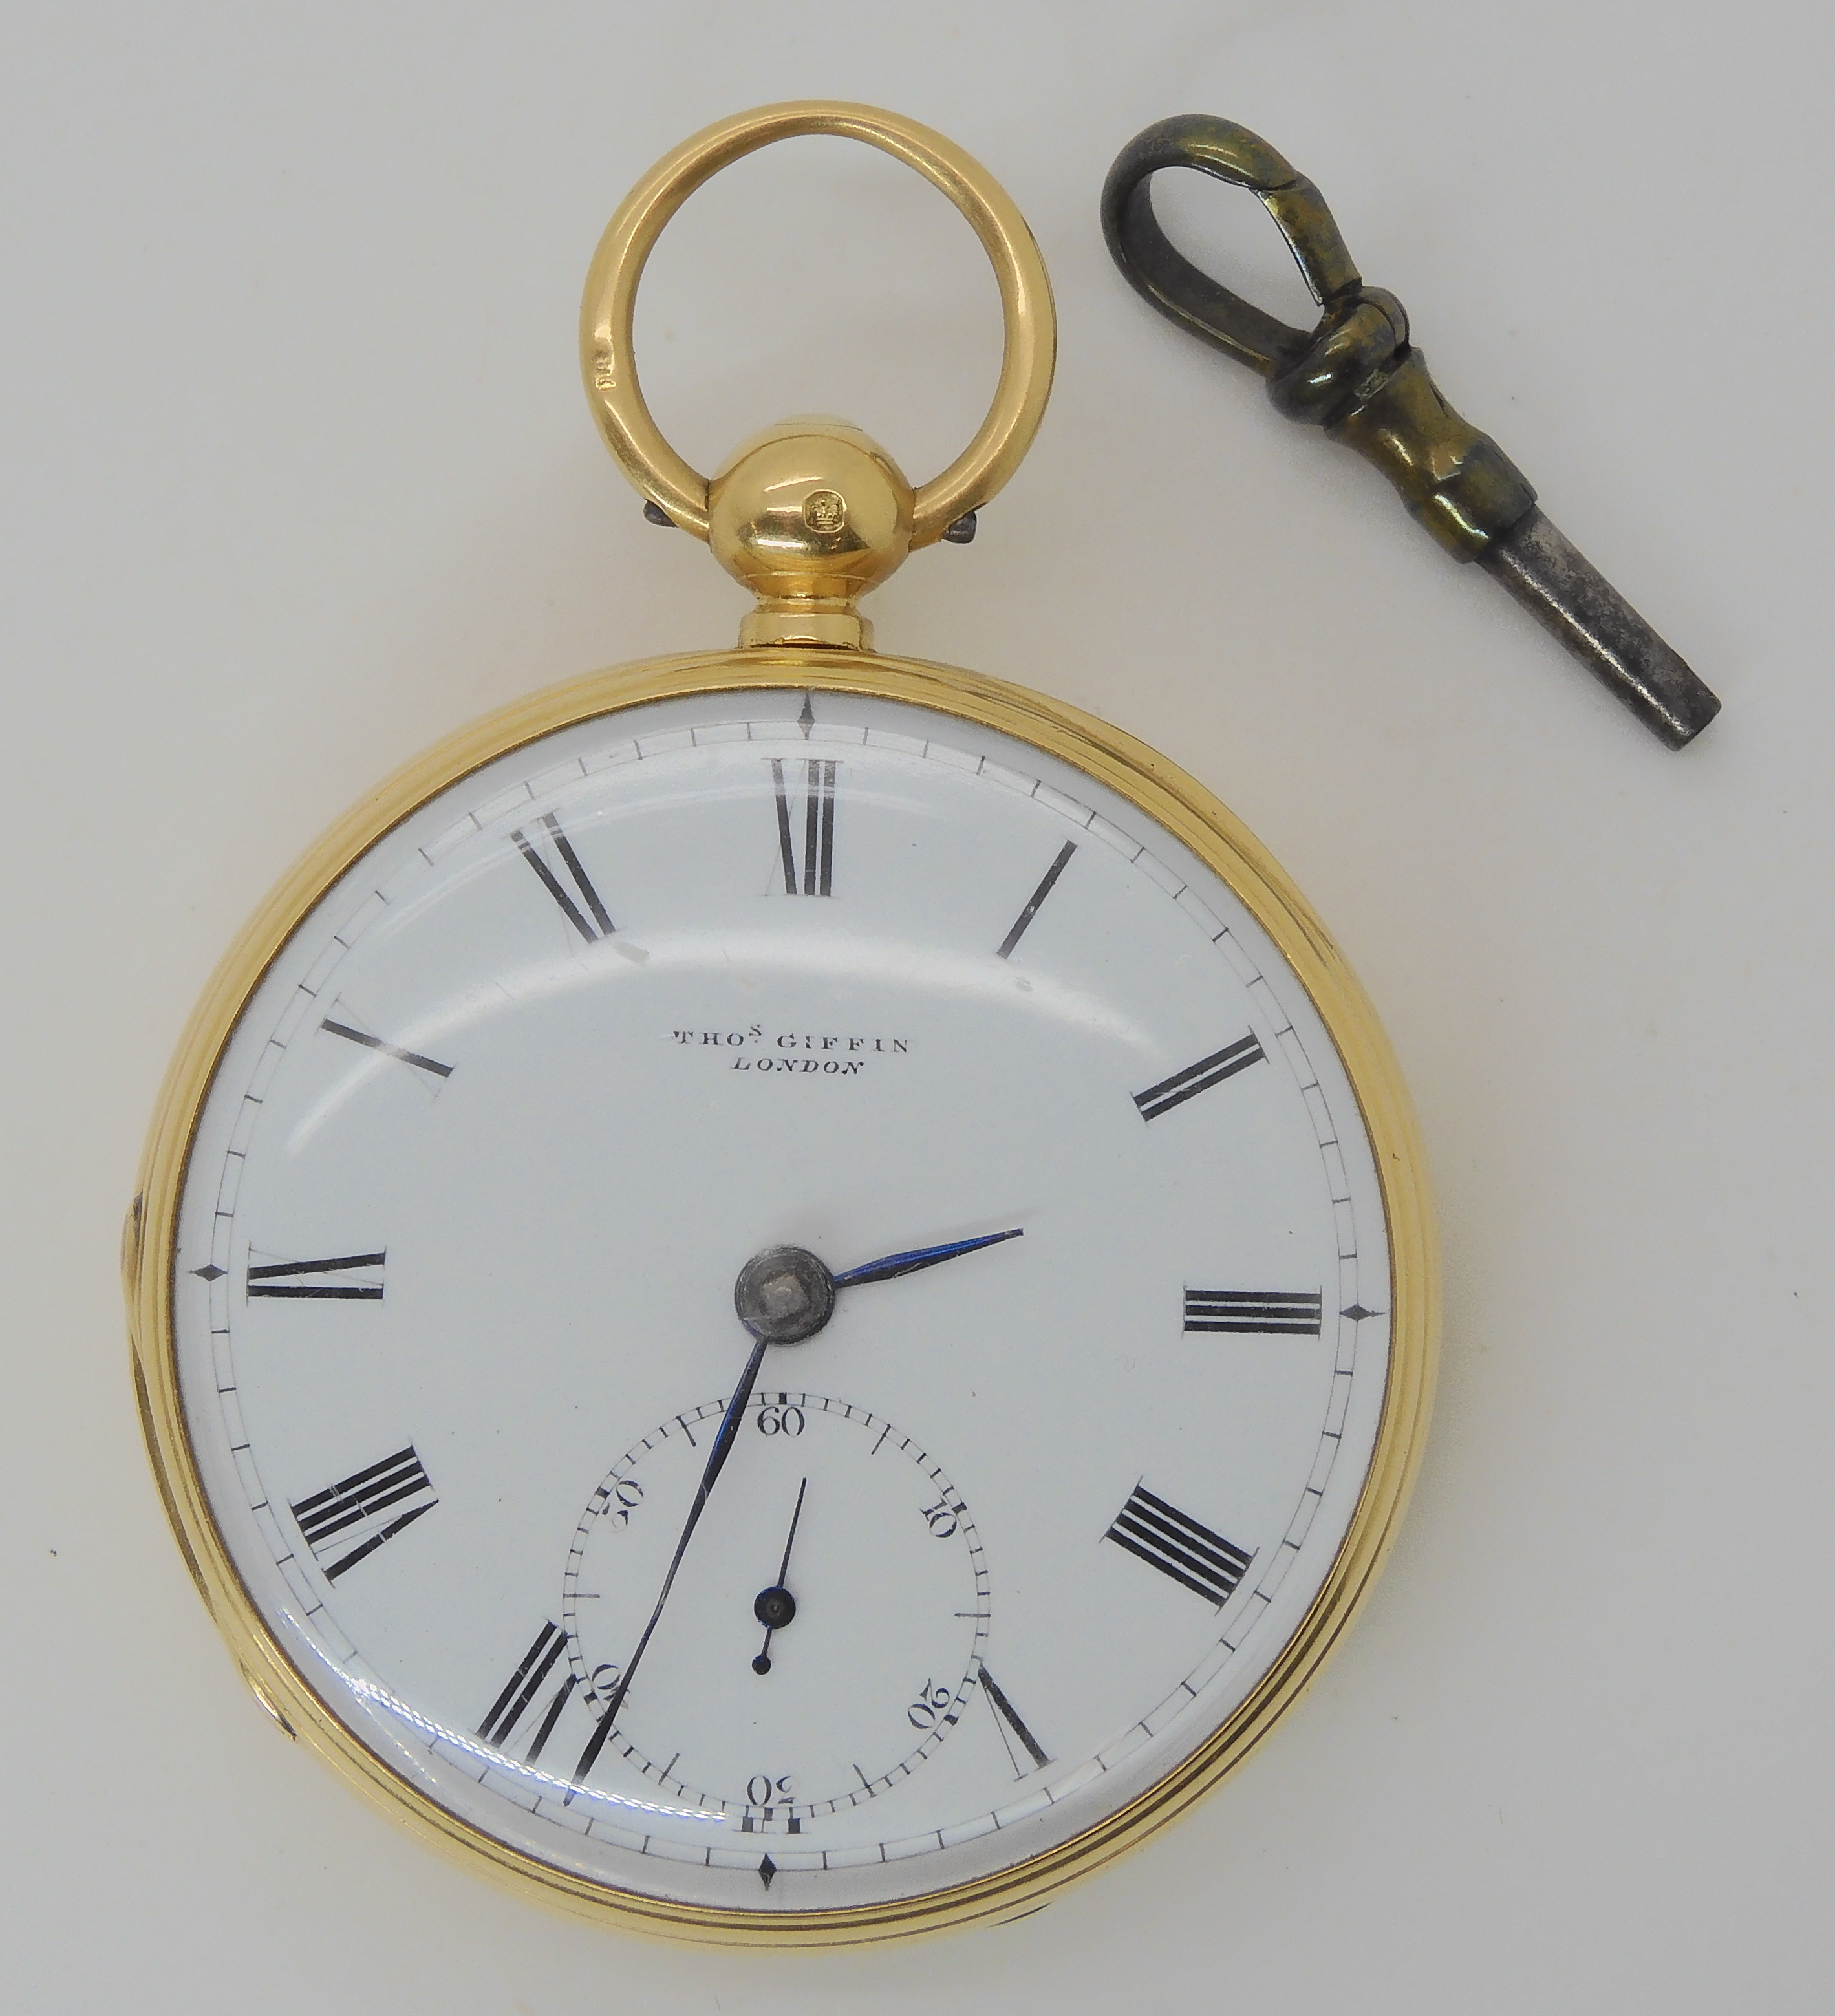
[669,1025,910,1076]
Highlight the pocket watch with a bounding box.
[125,103,1437,1947]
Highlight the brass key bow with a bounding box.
[1102,114,1720,750]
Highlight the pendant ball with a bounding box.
[709,419,914,649]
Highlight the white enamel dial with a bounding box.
[169,682,1395,1917]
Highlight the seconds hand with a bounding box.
[751,1475,808,1676]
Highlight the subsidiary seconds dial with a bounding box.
[563,1391,987,1825]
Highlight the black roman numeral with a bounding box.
[1105,1483,1252,1607]
[477,1622,579,1763]
[290,1446,436,1581]
[1133,1035,1265,1121]
[996,840,1077,959]
[771,758,836,896]
[246,1252,385,1300]
[513,810,614,941]
[320,1015,453,1080]
[1183,1288,1323,1335]
[978,1666,1051,1774]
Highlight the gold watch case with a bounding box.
[126,102,1437,1948]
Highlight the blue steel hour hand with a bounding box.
[834,1228,1023,1287]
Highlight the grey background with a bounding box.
[4,3,1830,2010]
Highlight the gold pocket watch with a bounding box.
[126,103,1437,1947]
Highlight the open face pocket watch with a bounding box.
[125,104,1437,1946]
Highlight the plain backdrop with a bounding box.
[3,4,1831,2011]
